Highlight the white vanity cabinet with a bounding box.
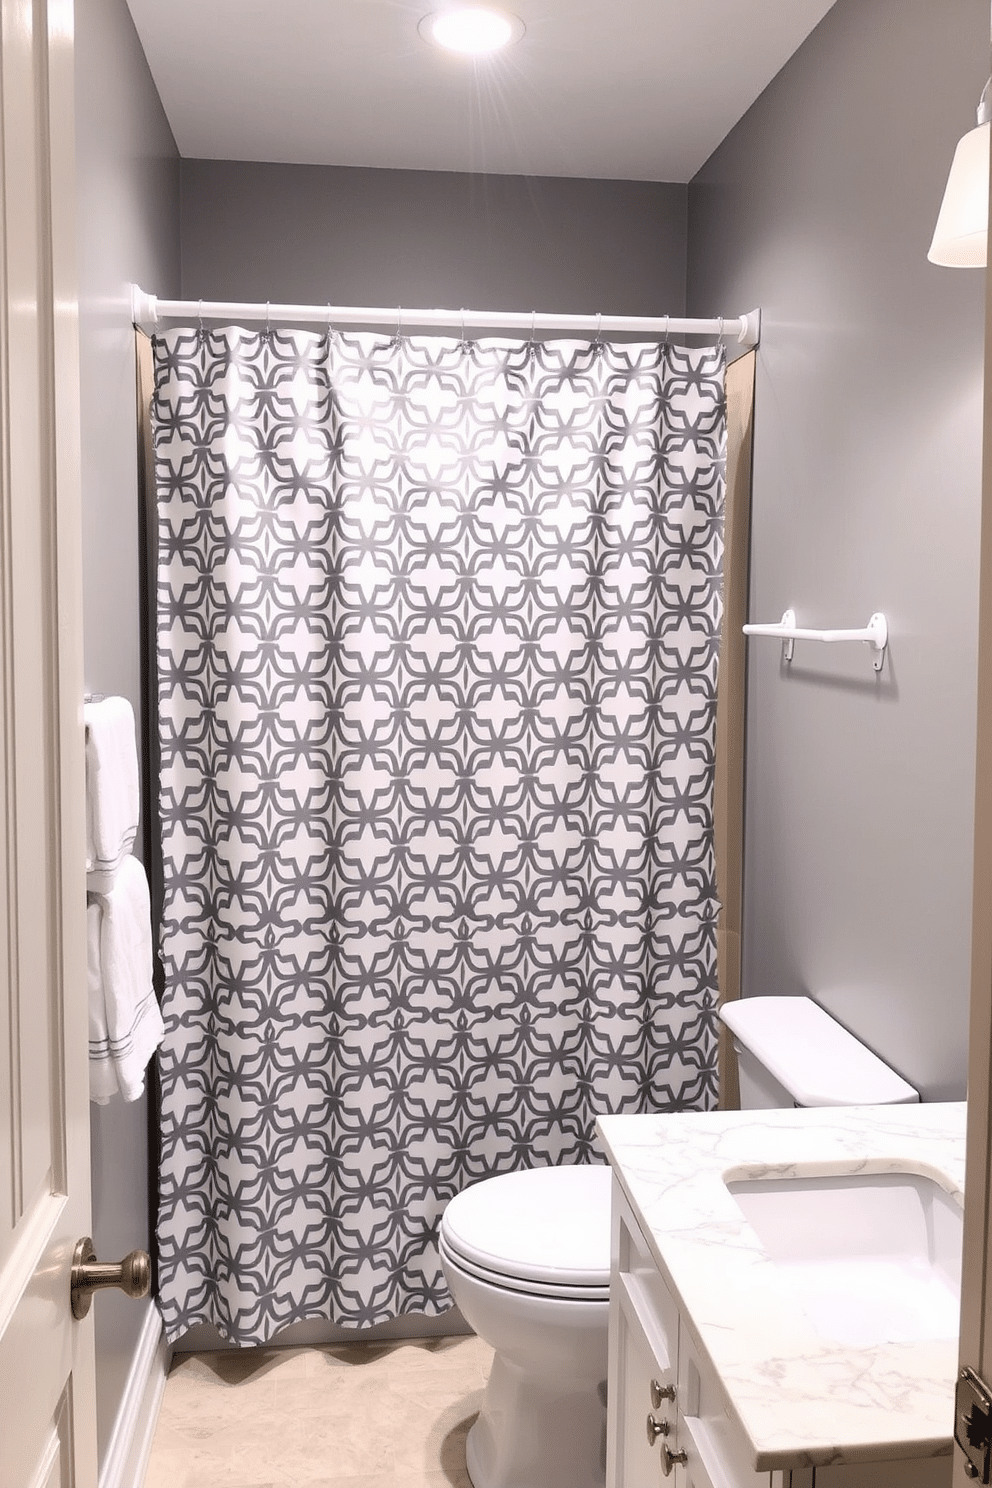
[607,1177,793,1488]
[605,1178,951,1488]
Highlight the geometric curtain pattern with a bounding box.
[151,327,727,1344]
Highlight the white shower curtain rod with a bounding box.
[131,286,761,350]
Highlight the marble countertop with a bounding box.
[596,1103,967,1471]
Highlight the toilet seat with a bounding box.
[440,1164,612,1299]
[439,1231,611,1300]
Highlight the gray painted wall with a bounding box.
[687,0,987,1100]
[179,159,688,313]
[74,0,179,1461]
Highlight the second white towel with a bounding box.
[88,854,164,1104]
[84,695,140,893]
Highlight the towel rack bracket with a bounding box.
[865,612,888,672]
[742,609,888,672]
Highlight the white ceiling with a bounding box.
[123,0,839,183]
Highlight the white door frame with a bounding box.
[955,17,992,1478]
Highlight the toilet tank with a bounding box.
[718,996,919,1108]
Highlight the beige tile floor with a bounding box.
[142,1334,493,1488]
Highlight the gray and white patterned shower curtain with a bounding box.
[151,325,726,1345]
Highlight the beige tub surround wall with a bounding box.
[715,351,756,1110]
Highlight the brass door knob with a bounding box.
[70,1237,151,1319]
[660,1444,688,1477]
[646,1413,670,1444]
[650,1378,676,1408]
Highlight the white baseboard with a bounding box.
[99,1302,172,1488]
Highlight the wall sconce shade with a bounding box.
[929,80,991,268]
[929,123,990,267]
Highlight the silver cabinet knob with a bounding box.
[70,1237,151,1319]
[650,1378,676,1408]
[660,1444,688,1477]
[646,1414,670,1444]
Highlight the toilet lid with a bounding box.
[440,1164,613,1290]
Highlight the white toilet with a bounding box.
[439,995,918,1488]
[440,1165,613,1488]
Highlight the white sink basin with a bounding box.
[726,1171,962,1348]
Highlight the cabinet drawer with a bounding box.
[613,1182,680,1369]
[609,1178,770,1488]
[678,1323,770,1488]
[612,1284,678,1488]
[609,1181,680,1488]
[680,1411,770,1488]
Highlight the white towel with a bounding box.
[84,696,140,893]
[88,854,164,1104]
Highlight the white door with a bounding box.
[0,0,97,1485]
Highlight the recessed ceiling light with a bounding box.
[419,7,525,56]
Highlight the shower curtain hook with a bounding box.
[718,316,725,341]
[197,299,204,340]
[662,314,670,347]
[594,312,604,354]
[530,309,537,349]
[264,301,271,339]
[396,306,403,343]
[460,307,469,352]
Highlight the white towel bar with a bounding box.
[742,609,888,671]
